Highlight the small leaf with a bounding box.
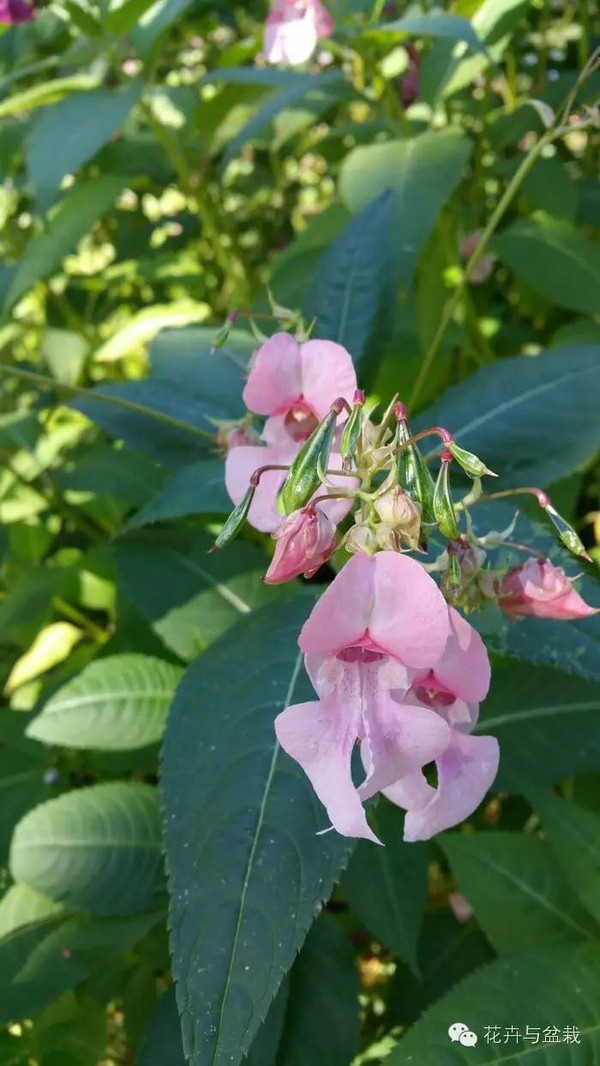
[4,623,83,695]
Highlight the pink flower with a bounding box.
[264,505,336,584]
[225,332,357,532]
[459,230,495,284]
[275,552,497,843]
[0,0,33,22]
[382,608,498,841]
[264,0,333,66]
[499,557,596,621]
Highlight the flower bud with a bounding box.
[345,523,377,555]
[210,311,239,353]
[395,417,436,538]
[278,405,338,515]
[447,440,497,479]
[374,485,421,549]
[446,551,462,590]
[216,422,258,453]
[543,503,591,561]
[375,523,401,552]
[210,484,255,551]
[433,452,460,540]
[264,506,336,584]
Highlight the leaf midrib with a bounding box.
[476,700,600,730]
[211,648,305,1065]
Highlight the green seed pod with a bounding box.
[544,502,591,560]
[395,419,436,529]
[340,397,364,467]
[447,551,462,589]
[433,455,460,540]
[448,440,497,479]
[278,408,338,515]
[211,484,255,550]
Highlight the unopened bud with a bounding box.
[345,523,377,555]
[446,551,462,589]
[433,452,460,540]
[448,440,497,479]
[210,311,239,353]
[375,523,401,552]
[374,485,421,549]
[210,484,255,550]
[543,502,591,561]
[278,403,340,515]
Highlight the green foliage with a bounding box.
[0,0,599,1060]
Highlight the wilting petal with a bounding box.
[386,732,499,842]
[433,607,491,704]
[275,696,380,842]
[299,340,357,420]
[243,333,303,416]
[369,552,450,668]
[359,698,450,801]
[225,443,293,532]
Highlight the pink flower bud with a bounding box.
[499,558,596,621]
[264,505,336,584]
[216,424,258,453]
[448,893,474,923]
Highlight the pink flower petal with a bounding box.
[433,607,491,704]
[275,695,380,842]
[369,552,450,668]
[243,333,303,416]
[299,339,357,420]
[299,550,377,655]
[385,731,499,842]
[225,443,294,533]
[358,698,450,801]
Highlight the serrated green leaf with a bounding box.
[10,782,165,915]
[26,654,182,751]
[162,596,353,1066]
[342,800,427,973]
[388,942,600,1064]
[530,790,600,924]
[123,459,230,531]
[420,344,600,488]
[441,831,600,954]
[55,444,167,506]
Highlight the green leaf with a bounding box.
[0,76,99,119]
[0,710,50,863]
[92,300,211,363]
[341,800,427,972]
[419,344,600,488]
[305,191,401,379]
[26,654,183,751]
[4,176,123,310]
[136,989,186,1066]
[388,942,600,1064]
[377,11,485,52]
[492,216,600,315]
[149,325,252,418]
[274,914,360,1066]
[476,658,600,788]
[55,444,167,507]
[441,831,600,954]
[162,596,353,1066]
[124,459,230,531]
[113,528,282,660]
[530,790,600,924]
[107,0,158,34]
[28,84,140,211]
[10,782,165,915]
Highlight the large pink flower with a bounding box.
[264,0,333,66]
[225,332,357,532]
[499,558,596,621]
[275,552,498,843]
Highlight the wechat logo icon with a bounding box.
[448,1022,478,1047]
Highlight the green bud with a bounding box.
[278,408,338,515]
[340,397,364,466]
[447,551,462,589]
[210,485,255,551]
[433,456,460,540]
[544,502,591,560]
[395,419,436,531]
[448,440,497,480]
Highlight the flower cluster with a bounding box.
[215,328,595,842]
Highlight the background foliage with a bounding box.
[1,0,600,1063]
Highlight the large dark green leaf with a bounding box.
[136,989,186,1066]
[10,782,165,915]
[492,216,600,315]
[305,191,402,380]
[0,710,51,864]
[342,799,428,972]
[28,83,140,210]
[124,459,230,531]
[388,942,600,1064]
[476,657,600,788]
[54,444,167,507]
[377,11,484,51]
[530,790,600,924]
[113,528,281,661]
[162,596,353,1066]
[26,654,183,751]
[148,325,252,418]
[419,344,600,488]
[441,831,600,954]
